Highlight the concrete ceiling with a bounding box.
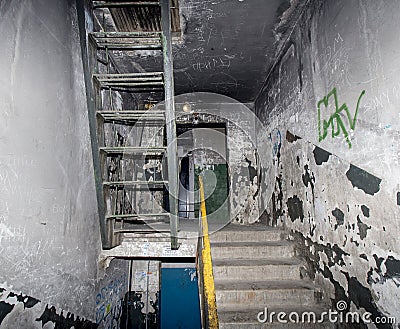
[95,0,301,103]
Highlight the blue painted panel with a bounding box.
[160,267,201,329]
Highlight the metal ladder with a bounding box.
[88,0,179,250]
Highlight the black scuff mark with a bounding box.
[310,224,316,237]
[302,164,315,197]
[313,146,331,165]
[7,292,39,309]
[286,130,301,143]
[346,164,382,195]
[368,255,400,287]
[332,208,344,229]
[0,302,14,325]
[374,254,385,269]
[361,205,370,217]
[357,215,371,240]
[36,305,97,329]
[287,195,304,222]
[271,175,284,225]
[344,273,392,329]
[292,232,388,328]
[244,157,259,200]
[397,192,400,206]
[296,155,300,166]
[359,254,368,261]
[384,256,400,279]
[244,157,257,182]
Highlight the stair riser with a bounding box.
[210,231,285,243]
[219,322,336,329]
[211,245,294,259]
[216,289,315,307]
[213,265,300,281]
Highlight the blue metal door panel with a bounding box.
[160,267,201,329]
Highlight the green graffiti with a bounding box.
[317,88,366,148]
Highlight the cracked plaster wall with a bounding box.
[255,0,400,327]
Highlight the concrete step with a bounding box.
[218,305,335,329]
[213,258,302,281]
[214,280,315,308]
[210,225,286,243]
[211,241,294,259]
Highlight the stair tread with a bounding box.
[100,147,166,154]
[107,213,169,219]
[213,258,302,266]
[218,304,331,323]
[216,224,285,232]
[214,280,314,291]
[91,32,162,38]
[94,72,163,78]
[103,180,167,186]
[211,241,292,247]
[93,1,160,8]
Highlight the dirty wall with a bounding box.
[255,0,400,326]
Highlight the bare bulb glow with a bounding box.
[182,102,191,112]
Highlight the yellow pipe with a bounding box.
[199,176,219,329]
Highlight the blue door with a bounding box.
[160,266,202,329]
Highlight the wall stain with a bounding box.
[287,195,304,222]
[271,175,284,225]
[292,233,389,329]
[384,256,400,279]
[313,146,331,165]
[356,216,371,240]
[367,255,400,288]
[302,164,315,197]
[332,207,344,229]
[346,164,382,195]
[345,273,392,329]
[286,130,301,143]
[360,205,370,217]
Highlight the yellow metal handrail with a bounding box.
[198,175,219,329]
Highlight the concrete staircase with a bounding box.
[210,225,334,328]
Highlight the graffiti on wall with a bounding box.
[96,273,127,329]
[317,88,366,148]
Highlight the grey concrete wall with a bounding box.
[0,0,107,321]
[255,0,400,326]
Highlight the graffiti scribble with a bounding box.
[317,88,365,148]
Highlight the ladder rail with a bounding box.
[160,0,179,250]
[87,0,179,249]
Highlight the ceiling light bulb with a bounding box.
[182,102,191,112]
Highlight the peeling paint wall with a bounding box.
[0,284,96,329]
[255,0,400,327]
[0,0,108,321]
[96,259,129,329]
